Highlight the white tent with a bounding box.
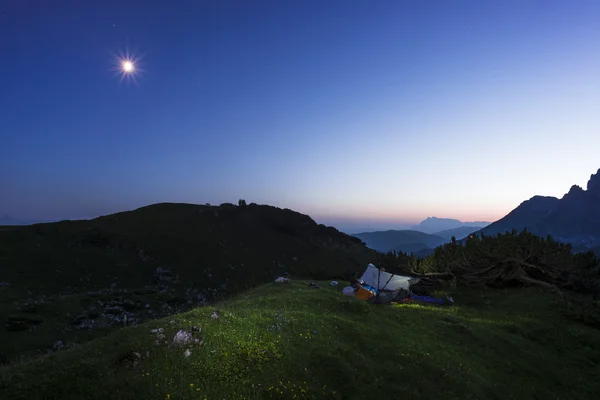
[359,263,419,291]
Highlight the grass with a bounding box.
[1,280,599,400]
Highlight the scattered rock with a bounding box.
[155,334,167,345]
[183,349,192,358]
[153,267,179,286]
[138,248,151,262]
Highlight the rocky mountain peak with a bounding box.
[564,185,585,197]
[587,168,600,195]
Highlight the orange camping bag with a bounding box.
[355,285,375,301]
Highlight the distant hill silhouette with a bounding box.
[432,226,486,240]
[352,230,447,254]
[0,215,33,226]
[411,217,490,234]
[473,168,600,252]
[0,215,58,226]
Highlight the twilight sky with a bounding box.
[1,0,599,233]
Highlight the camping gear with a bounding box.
[368,287,411,304]
[355,285,375,300]
[409,294,446,305]
[401,294,454,305]
[348,263,455,306]
[342,286,355,296]
[359,263,419,291]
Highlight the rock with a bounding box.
[155,333,167,345]
[138,249,151,262]
[65,342,78,350]
[172,330,193,346]
[117,351,142,370]
[183,349,192,358]
[53,340,64,350]
[105,307,123,315]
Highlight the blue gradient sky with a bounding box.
[1,0,599,232]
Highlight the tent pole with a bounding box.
[376,266,381,303]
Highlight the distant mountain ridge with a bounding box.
[0,215,58,226]
[412,217,490,234]
[473,168,600,253]
[352,230,447,254]
[432,226,487,240]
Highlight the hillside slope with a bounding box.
[352,230,447,254]
[472,168,600,251]
[476,196,560,237]
[0,202,377,362]
[1,281,598,400]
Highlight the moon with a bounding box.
[121,60,135,73]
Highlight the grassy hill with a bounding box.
[352,230,447,254]
[1,280,599,399]
[0,202,378,363]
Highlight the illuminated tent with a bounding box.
[359,263,419,291]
